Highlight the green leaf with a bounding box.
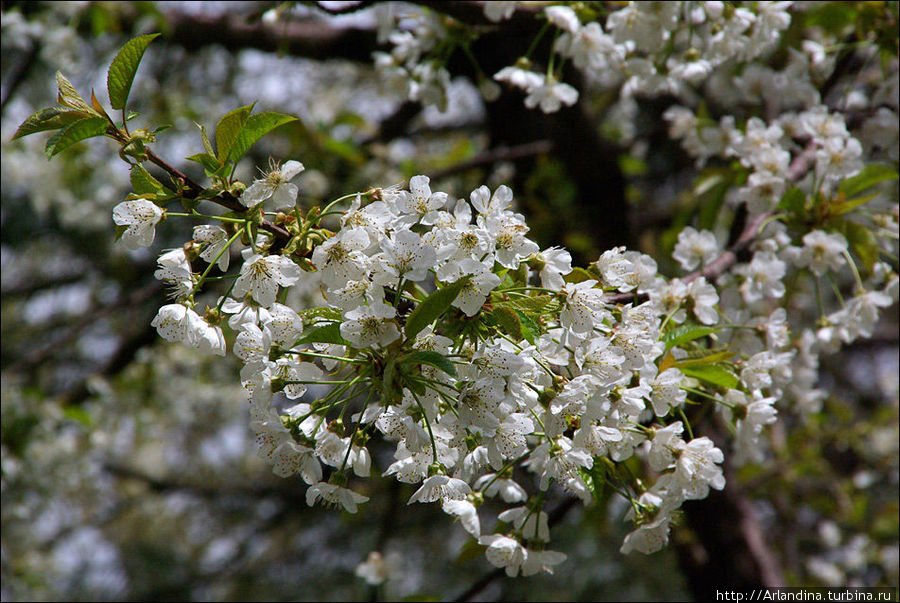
[45,116,110,158]
[294,322,349,346]
[489,307,522,341]
[12,107,86,140]
[401,350,457,378]
[226,111,297,163]
[838,164,898,198]
[563,267,595,284]
[777,186,806,213]
[56,72,97,115]
[680,364,739,389]
[405,278,469,341]
[130,163,166,195]
[107,33,160,110]
[187,153,224,174]
[500,294,560,316]
[675,350,733,367]
[515,310,539,345]
[830,192,878,216]
[300,307,343,323]
[196,122,216,156]
[840,220,879,272]
[215,104,254,163]
[663,323,720,350]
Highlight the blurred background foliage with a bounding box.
[1,1,897,601]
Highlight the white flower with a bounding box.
[483,1,516,22]
[794,230,847,276]
[341,301,400,348]
[450,261,502,317]
[560,281,605,335]
[687,277,719,325]
[193,225,231,271]
[395,175,447,223]
[241,159,304,208]
[524,75,579,114]
[154,248,194,300]
[234,252,302,307]
[478,534,527,577]
[442,499,481,537]
[150,303,225,355]
[535,247,573,290]
[673,227,720,271]
[545,5,581,34]
[408,474,472,504]
[151,303,193,343]
[306,482,369,513]
[113,198,163,249]
[647,368,686,417]
[521,548,567,576]
[494,65,543,93]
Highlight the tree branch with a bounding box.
[154,8,379,63]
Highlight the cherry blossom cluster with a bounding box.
[106,146,888,574]
[374,2,796,114]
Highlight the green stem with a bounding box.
[188,227,244,299]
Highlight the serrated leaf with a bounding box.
[401,350,457,378]
[215,104,254,164]
[663,323,720,350]
[187,152,223,174]
[45,116,110,158]
[196,122,216,157]
[12,107,86,140]
[56,72,97,115]
[107,33,160,110]
[515,309,539,345]
[405,278,469,341]
[501,294,560,315]
[838,164,898,198]
[300,307,343,323]
[680,364,738,389]
[226,111,297,163]
[130,163,166,195]
[294,322,349,346]
[490,307,522,341]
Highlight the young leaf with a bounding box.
[107,33,161,110]
[195,122,217,157]
[663,323,720,350]
[404,278,469,341]
[515,310,539,345]
[401,350,457,378]
[838,164,898,198]
[226,111,297,164]
[215,104,254,163]
[130,164,166,195]
[45,116,110,158]
[293,322,349,346]
[680,364,739,389]
[12,108,86,140]
[187,153,224,175]
[56,72,97,115]
[563,267,595,284]
[489,307,523,341]
[840,220,879,272]
[777,186,806,213]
